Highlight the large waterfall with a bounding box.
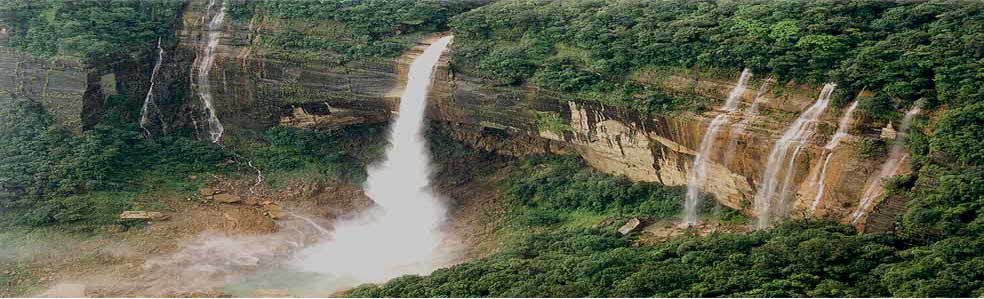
[292,37,454,284]
[850,106,921,224]
[191,0,226,143]
[682,69,751,225]
[809,100,859,213]
[754,83,836,229]
[139,38,166,136]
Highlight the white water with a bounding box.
[682,69,751,225]
[809,100,859,213]
[139,38,166,136]
[191,0,226,143]
[754,83,836,229]
[724,78,773,165]
[292,37,454,284]
[850,106,921,224]
[745,78,774,116]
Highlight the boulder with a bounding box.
[119,211,169,221]
[617,218,642,235]
[213,193,242,203]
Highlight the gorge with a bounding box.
[1,0,982,297]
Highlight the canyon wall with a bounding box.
[425,39,900,230]
[0,26,178,133]
[175,0,398,138]
[178,0,904,229]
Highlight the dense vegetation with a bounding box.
[502,155,743,230]
[232,0,485,63]
[0,94,384,229]
[351,148,983,296]
[449,0,984,116]
[0,97,230,228]
[0,0,182,65]
[352,221,917,297]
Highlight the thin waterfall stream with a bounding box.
[809,100,859,213]
[850,106,921,224]
[723,78,773,166]
[683,69,751,226]
[754,83,836,229]
[191,0,226,143]
[139,38,166,136]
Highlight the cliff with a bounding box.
[0,27,180,134]
[54,0,908,231]
[175,0,399,138]
[425,39,902,229]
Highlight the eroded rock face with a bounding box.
[175,0,397,136]
[1,24,186,134]
[426,60,896,229]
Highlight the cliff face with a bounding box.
[175,0,399,138]
[425,44,900,229]
[0,46,132,133]
[151,2,910,230]
[0,25,181,134]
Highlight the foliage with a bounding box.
[854,136,888,160]
[449,0,984,113]
[929,102,984,168]
[0,97,231,227]
[349,221,908,297]
[231,125,387,184]
[250,0,485,63]
[0,0,183,65]
[504,155,682,219]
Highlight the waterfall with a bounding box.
[754,83,836,229]
[139,38,166,136]
[724,78,773,165]
[191,0,226,143]
[292,36,454,284]
[745,78,773,116]
[682,69,751,226]
[850,106,921,224]
[809,100,859,213]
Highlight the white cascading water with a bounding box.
[723,78,773,165]
[754,83,836,229]
[808,100,859,213]
[745,78,774,116]
[139,38,166,136]
[292,36,454,284]
[191,0,226,143]
[682,69,751,225]
[850,106,921,224]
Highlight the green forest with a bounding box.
[0,0,183,65]
[449,0,983,117]
[0,0,983,298]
